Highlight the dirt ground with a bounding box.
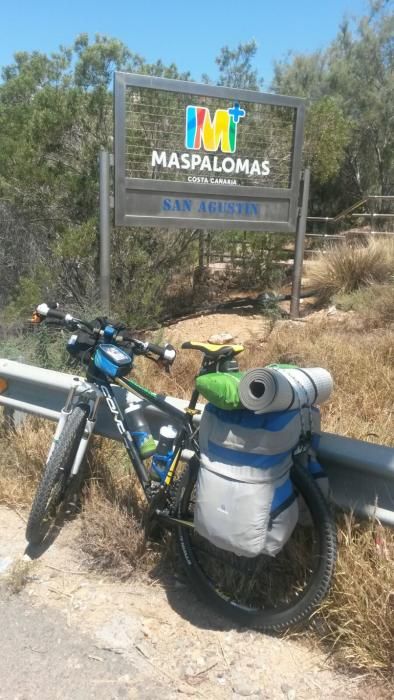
[164,311,273,347]
[0,506,383,700]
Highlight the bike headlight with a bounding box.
[0,378,7,394]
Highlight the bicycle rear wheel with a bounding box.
[175,457,336,632]
[26,405,89,546]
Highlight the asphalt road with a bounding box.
[0,590,175,700]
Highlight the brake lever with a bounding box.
[31,312,44,324]
[146,354,172,374]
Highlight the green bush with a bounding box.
[0,326,70,371]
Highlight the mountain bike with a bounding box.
[25,302,336,632]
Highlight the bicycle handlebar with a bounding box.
[32,303,176,365]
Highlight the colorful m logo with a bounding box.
[185,103,246,154]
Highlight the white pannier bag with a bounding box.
[194,404,302,558]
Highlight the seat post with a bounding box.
[188,388,200,410]
[189,355,211,409]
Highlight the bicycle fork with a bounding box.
[45,383,101,476]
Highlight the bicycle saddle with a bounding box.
[181,341,244,359]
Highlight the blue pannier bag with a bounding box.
[94,344,133,378]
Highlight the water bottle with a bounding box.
[125,403,156,459]
[151,425,178,482]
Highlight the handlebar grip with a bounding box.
[119,332,136,344]
[47,308,67,321]
[146,342,165,356]
[147,342,176,363]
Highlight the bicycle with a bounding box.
[25,302,336,632]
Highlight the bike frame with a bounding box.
[104,374,199,495]
[49,366,200,511]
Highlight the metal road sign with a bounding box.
[114,73,305,233]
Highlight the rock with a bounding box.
[281,683,296,699]
[0,557,13,575]
[232,673,261,697]
[208,332,234,344]
[96,613,143,650]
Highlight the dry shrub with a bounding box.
[80,483,154,580]
[6,559,36,594]
[84,436,146,511]
[308,238,394,304]
[320,514,394,672]
[80,436,162,579]
[336,284,394,329]
[0,415,54,506]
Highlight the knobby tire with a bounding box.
[25,405,89,546]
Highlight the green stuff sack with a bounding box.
[195,372,244,410]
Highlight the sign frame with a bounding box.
[114,72,305,233]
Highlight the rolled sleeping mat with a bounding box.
[282,367,333,407]
[238,367,333,414]
[238,367,294,413]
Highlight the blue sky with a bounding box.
[1,0,369,85]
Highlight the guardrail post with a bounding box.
[290,168,310,319]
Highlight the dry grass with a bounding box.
[335,284,394,329]
[241,321,393,445]
[79,437,163,579]
[0,415,54,506]
[320,514,394,672]
[80,483,154,580]
[308,238,394,304]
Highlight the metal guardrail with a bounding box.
[0,359,191,441]
[1,358,393,528]
[318,433,394,527]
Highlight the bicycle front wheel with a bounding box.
[26,405,89,545]
[175,457,336,632]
